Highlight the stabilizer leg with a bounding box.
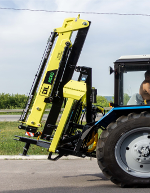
[22,142,30,156]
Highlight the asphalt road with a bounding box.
[0,159,150,193]
[0,114,103,122]
[0,114,61,122]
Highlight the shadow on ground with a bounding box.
[63,172,109,181]
[2,185,150,193]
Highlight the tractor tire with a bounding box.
[96,111,150,187]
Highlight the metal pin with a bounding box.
[82,22,87,26]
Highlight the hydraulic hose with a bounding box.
[87,132,98,153]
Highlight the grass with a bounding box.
[0,121,103,155]
[0,112,22,115]
[0,121,49,155]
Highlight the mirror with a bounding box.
[109,66,114,75]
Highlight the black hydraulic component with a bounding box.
[48,42,71,102]
[74,124,97,152]
[92,88,97,103]
[41,99,64,138]
[85,68,92,123]
[62,23,91,84]
[48,146,96,161]
[42,135,53,141]
[77,66,93,123]
[18,125,37,133]
[19,32,57,122]
[65,100,83,136]
[60,133,81,145]
[68,122,84,130]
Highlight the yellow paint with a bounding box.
[63,80,86,100]
[49,98,74,152]
[55,17,89,33]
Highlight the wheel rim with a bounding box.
[115,127,150,178]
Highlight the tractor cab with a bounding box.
[113,55,150,106]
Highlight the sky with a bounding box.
[1,0,150,96]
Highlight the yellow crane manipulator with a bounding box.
[15,15,101,160]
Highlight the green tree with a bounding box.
[123,93,130,105]
[96,96,110,107]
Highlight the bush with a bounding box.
[0,93,28,109]
[0,93,113,109]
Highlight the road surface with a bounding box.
[0,114,103,122]
[0,159,149,193]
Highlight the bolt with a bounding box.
[54,29,56,32]
[37,124,41,127]
[31,121,34,125]
[126,167,131,172]
[65,42,71,46]
[82,22,87,26]
[137,158,141,162]
[36,107,40,111]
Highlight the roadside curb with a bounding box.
[0,155,95,160]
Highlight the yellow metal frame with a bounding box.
[63,80,86,100]
[49,80,87,152]
[21,16,89,128]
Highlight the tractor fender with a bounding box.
[95,106,150,128]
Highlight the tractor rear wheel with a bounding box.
[96,112,150,187]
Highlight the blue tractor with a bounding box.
[96,55,150,187]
